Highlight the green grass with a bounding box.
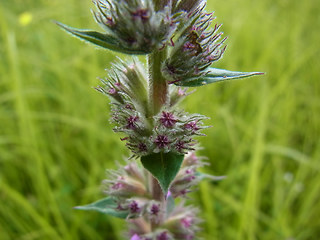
[0,0,319,239]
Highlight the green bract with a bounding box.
[141,152,184,194]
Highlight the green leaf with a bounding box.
[141,152,184,194]
[175,68,264,87]
[54,21,149,55]
[74,197,129,219]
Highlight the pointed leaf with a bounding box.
[55,21,149,55]
[141,152,184,194]
[74,197,129,219]
[175,68,264,87]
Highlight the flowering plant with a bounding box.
[57,0,262,239]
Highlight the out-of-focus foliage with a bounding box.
[0,0,319,239]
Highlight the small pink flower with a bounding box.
[131,234,141,240]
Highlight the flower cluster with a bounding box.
[103,152,207,239]
[92,0,178,53]
[58,1,262,240]
[163,4,226,84]
[96,59,210,157]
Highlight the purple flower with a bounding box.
[181,216,193,228]
[112,182,124,190]
[108,87,117,95]
[138,143,148,152]
[154,135,170,148]
[127,115,139,130]
[160,111,177,128]
[184,121,199,131]
[131,234,141,240]
[150,204,160,215]
[129,200,141,213]
[175,140,186,152]
[157,232,169,240]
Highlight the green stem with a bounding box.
[149,173,165,230]
[148,49,168,116]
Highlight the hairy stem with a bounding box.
[149,173,165,230]
[147,39,168,232]
[148,49,168,116]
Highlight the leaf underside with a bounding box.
[141,152,184,195]
[175,68,264,87]
[55,21,149,55]
[74,197,129,219]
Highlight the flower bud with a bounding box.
[124,161,146,183]
[182,151,207,167]
[170,167,199,198]
[104,175,147,198]
[146,201,163,223]
[101,59,148,112]
[163,204,200,240]
[163,8,226,85]
[123,198,149,218]
[93,0,177,53]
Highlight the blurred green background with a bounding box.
[1,0,319,239]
